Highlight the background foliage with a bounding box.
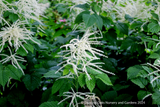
[1,0,160,107]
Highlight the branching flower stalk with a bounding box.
[56,29,115,80]
[58,87,98,107]
[146,62,160,83]
[0,47,26,75]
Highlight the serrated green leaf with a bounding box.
[22,73,41,91]
[39,101,61,107]
[5,65,23,81]
[102,17,111,28]
[94,14,103,30]
[23,44,34,53]
[82,14,96,28]
[95,73,112,86]
[75,3,90,10]
[149,53,160,59]
[59,82,71,96]
[16,46,27,56]
[85,75,96,92]
[0,64,10,87]
[75,11,90,24]
[131,77,148,88]
[151,12,159,20]
[113,84,129,91]
[63,69,69,75]
[127,66,141,79]
[137,90,151,100]
[116,22,128,35]
[148,22,160,33]
[153,58,160,65]
[52,79,64,94]
[86,66,102,75]
[44,70,61,78]
[78,73,85,87]
[152,89,160,104]
[9,13,18,22]
[102,91,117,101]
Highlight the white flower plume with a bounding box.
[56,29,115,80]
[14,0,50,23]
[0,0,12,24]
[0,47,26,75]
[102,0,153,23]
[0,20,39,52]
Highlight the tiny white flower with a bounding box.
[0,20,39,52]
[0,47,26,75]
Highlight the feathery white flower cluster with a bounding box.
[0,20,39,52]
[0,0,12,23]
[0,0,48,74]
[58,88,101,107]
[102,0,153,22]
[15,0,50,23]
[56,29,115,80]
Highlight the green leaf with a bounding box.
[151,12,159,20]
[113,94,132,102]
[149,53,160,59]
[95,73,112,86]
[131,77,148,88]
[142,66,153,73]
[75,3,90,10]
[102,17,111,29]
[116,22,128,35]
[5,65,23,81]
[82,14,96,28]
[96,79,107,92]
[43,70,61,78]
[22,73,41,91]
[7,90,26,107]
[41,88,52,103]
[9,13,18,22]
[152,89,160,104]
[39,101,61,107]
[86,66,102,75]
[23,44,34,53]
[113,84,129,91]
[85,75,96,92]
[127,66,141,79]
[59,82,71,96]
[0,64,10,87]
[16,46,27,56]
[153,58,160,65]
[75,11,90,24]
[148,22,160,33]
[52,79,64,94]
[120,38,134,50]
[31,37,42,44]
[137,90,151,100]
[94,14,103,30]
[102,91,117,101]
[78,73,86,87]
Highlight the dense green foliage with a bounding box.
[1,0,160,107]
